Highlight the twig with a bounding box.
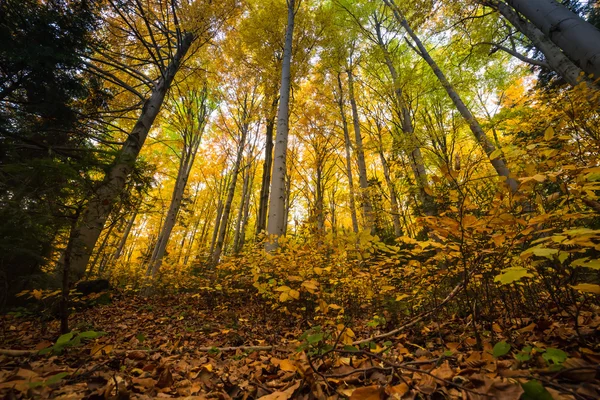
[352,277,469,345]
[0,349,36,356]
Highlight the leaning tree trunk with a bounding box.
[346,69,374,230]
[495,1,594,88]
[267,0,297,248]
[373,19,435,216]
[146,156,195,277]
[505,0,600,79]
[63,34,194,280]
[336,73,359,233]
[385,0,519,192]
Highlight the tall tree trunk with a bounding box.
[335,73,359,233]
[495,1,594,88]
[346,69,374,230]
[373,18,435,216]
[256,95,279,235]
[505,0,600,79]
[385,0,519,192]
[267,0,297,248]
[213,125,248,264]
[62,34,194,280]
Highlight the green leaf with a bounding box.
[56,332,74,346]
[343,345,359,353]
[542,348,567,365]
[307,333,323,344]
[136,333,146,343]
[79,331,105,339]
[494,267,533,285]
[521,380,553,400]
[492,341,511,358]
[38,347,53,355]
[46,372,69,385]
[383,341,392,347]
[571,258,600,270]
[515,352,531,362]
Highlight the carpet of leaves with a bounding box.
[1,291,599,399]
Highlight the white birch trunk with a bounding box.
[266,0,297,248]
[64,34,194,280]
[505,0,600,79]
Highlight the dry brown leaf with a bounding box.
[416,373,437,395]
[432,361,454,382]
[385,383,410,399]
[156,367,174,389]
[258,381,300,400]
[349,385,384,400]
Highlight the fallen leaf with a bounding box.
[350,385,384,400]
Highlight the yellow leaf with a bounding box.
[279,292,289,302]
[32,289,43,300]
[314,267,323,275]
[395,294,409,301]
[544,126,555,140]
[381,285,395,291]
[532,174,546,182]
[275,286,291,292]
[489,149,503,160]
[278,359,297,372]
[301,280,319,290]
[289,289,300,300]
[571,284,600,294]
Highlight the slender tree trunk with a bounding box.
[233,165,251,253]
[112,210,137,262]
[147,156,194,277]
[239,169,253,250]
[213,126,248,264]
[346,69,374,230]
[62,34,194,280]
[209,200,224,256]
[505,0,600,79]
[336,73,359,233]
[379,151,402,237]
[256,95,278,235]
[315,168,325,234]
[267,0,297,248]
[385,0,519,192]
[495,1,594,88]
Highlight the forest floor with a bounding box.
[0,291,599,399]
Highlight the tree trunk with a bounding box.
[335,73,359,233]
[146,157,193,277]
[505,0,600,79]
[373,18,435,216]
[267,0,297,248]
[346,69,374,230]
[256,95,278,236]
[112,210,137,262]
[62,34,194,280]
[379,151,402,237]
[233,164,251,253]
[212,125,248,264]
[495,1,593,88]
[385,0,519,192]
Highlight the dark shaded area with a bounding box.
[75,279,111,296]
